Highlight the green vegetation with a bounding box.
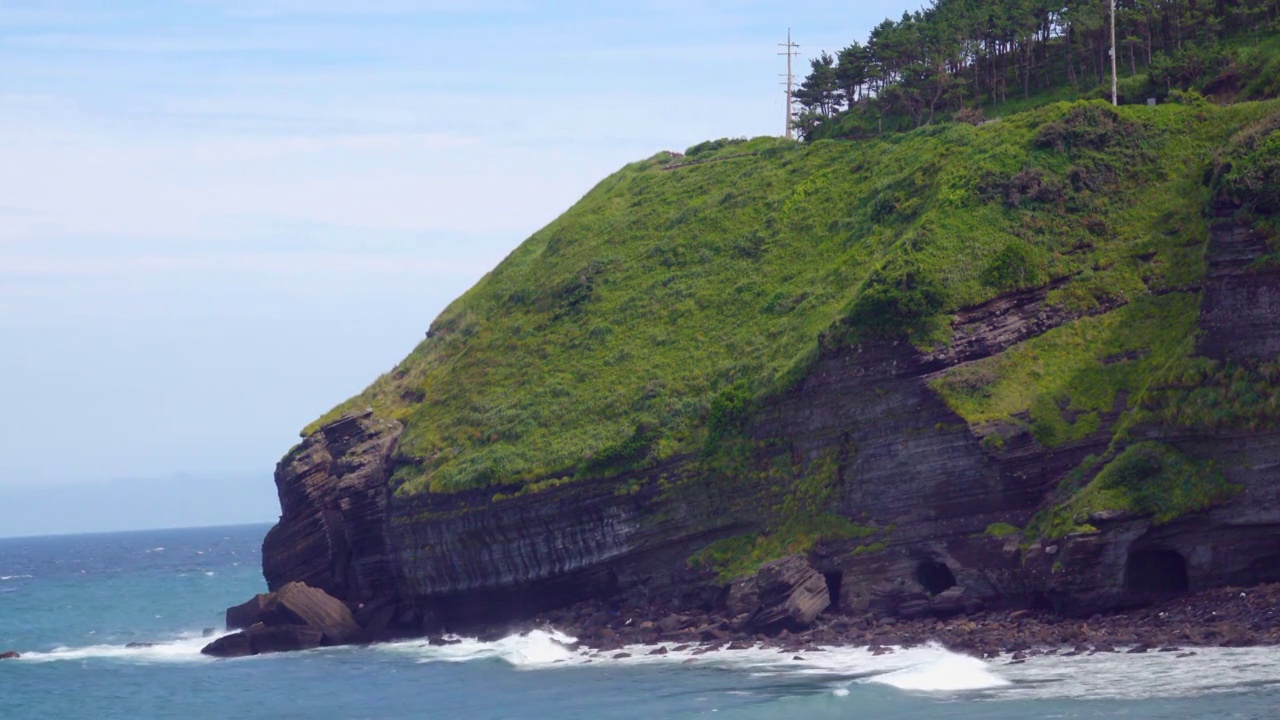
[1135,356,1280,430]
[305,97,1280,497]
[685,446,886,580]
[984,522,1022,538]
[794,0,1280,139]
[1029,442,1238,538]
[933,293,1200,447]
[1210,111,1280,215]
[689,516,877,582]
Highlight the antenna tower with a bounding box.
[778,29,800,140]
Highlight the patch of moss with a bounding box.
[983,522,1021,538]
[1032,442,1239,539]
[688,515,876,582]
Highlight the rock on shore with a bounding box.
[203,582,367,658]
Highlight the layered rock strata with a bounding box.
[251,219,1280,641]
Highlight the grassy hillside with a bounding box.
[307,98,1280,498]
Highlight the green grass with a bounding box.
[932,293,1200,447]
[1135,356,1280,431]
[1029,442,1239,539]
[983,522,1021,538]
[688,515,877,582]
[302,99,1280,497]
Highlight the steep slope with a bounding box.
[263,99,1280,633]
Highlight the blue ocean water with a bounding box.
[3,524,1280,719]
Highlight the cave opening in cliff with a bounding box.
[823,571,843,610]
[915,560,957,596]
[1125,548,1189,594]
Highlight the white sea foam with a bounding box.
[0,575,33,581]
[995,645,1280,700]
[375,629,1280,700]
[379,631,1004,691]
[18,620,1280,702]
[16,632,224,664]
[867,651,1010,691]
[380,629,580,668]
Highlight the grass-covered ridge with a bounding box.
[307,99,1280,496]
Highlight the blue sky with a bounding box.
[0,0,918,535]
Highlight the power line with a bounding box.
[778,28,800,140]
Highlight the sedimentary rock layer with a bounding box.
[260,217,1280,633]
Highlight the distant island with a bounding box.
[209,0,1280,658]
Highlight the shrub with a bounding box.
[842,267,949,340]
[1210,113,1280,214]
[983,241,1048,291]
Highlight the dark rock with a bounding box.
[737,556,830,634]
[248,625,324,655]
[274,582,366,646]
[612,652,632,659]
[1126,643,1153,654]
[201,631,253,658]
[125,642,155,649]
[0,651,19,660]
[226,593,274,631]
[262,411,403,602]
[647,647,669,656]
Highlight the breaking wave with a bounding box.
[380,632,1007,692]
[16,632,224,664]
[867,651,1010,691]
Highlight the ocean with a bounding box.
[2,524,1279,719]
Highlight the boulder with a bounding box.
[274,582,366,645]
[226,593,275,630]
[219,582,366,647]
[737,555,830,634]
[0,651,19,660]
[208,582,365,657]
[201,624,325,658]
[202,631,253,658]
[248,625,324,655]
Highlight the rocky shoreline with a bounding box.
[527,581,1280,661]
[204,576,1280,663]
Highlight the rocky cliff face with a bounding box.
[262,412,403,604]
[261,217,1280,633]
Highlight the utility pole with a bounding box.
[1110,0,1118,106]
[778,28,800,140]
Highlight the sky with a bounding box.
[0,0,918,537]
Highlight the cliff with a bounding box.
[257,99,1280,636]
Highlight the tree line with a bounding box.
[794,0,1280,137]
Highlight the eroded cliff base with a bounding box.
[526,580,1280,659]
